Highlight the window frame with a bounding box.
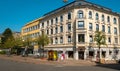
[78,21,84,28]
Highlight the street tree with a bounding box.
[14,37,24,48]
[36,33,50,49]
[35,33,50,57]
[4,37,15,49]
[23,35,32,48]
[94,31,106,63]
[2,28,14,44]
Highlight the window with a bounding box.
[55,37,58,44]
[95,13,99,20]
[51,19,53,25]
[89,35,93,42]
[47,21,49,26]
[60,15,63,22]
[55,27,58,34]
[89,11,92,18]
[68,12,71,20]
[68,35,71,43]
[102,25,105,32]
[51,29,53,34]
[115,38,118,44]
[42,22,44,27]
[102,14,105,21]
[89,23,92,30]
[60,37,63,43]
[37,24,40,29]
[60,26,63,32]
[107,16,110,23]
[77,10,83,18]
[108,37,111,43]
[113,18,117,24]
[51,38,53,44]
[68,23,71,31]
[78,21,84,28]
[114,27,117,34]
[47,29,49,35]
[78,34,85,42]
[56,17,58,23]
[96,24,99,31]
[108,26,111,34]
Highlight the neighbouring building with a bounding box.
[21,0,120,61]
[13,32,21,39]
[21,18,42,53]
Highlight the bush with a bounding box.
[0,50,6,54]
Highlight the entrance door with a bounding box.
[68,51,73,58]
[78,51,84,59]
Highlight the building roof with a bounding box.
[43,0,118,17]
[24,17,43,27]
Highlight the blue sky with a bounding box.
[0,0,120,33]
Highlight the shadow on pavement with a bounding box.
[96,63,120,70]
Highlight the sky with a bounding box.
[0,0,120,33]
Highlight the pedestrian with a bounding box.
[61,53,65,61]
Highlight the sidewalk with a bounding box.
[0,55,96,66]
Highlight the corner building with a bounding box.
[22,0,120,61]
[40,0,120,61]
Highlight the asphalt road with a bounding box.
[0,59,120,71]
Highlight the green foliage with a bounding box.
[0,50,6,54]
[14,37,23,47]
[36,33,50,48]
[2,28,14,44]
[94,31,106,48]
[3,37,15,49]
[23,35,32,47]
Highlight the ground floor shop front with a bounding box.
[44,46,120,61]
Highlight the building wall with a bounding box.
[41,7,120,48]
[21,18,42,40]
[21,1,120,60]
[39,5,120,60]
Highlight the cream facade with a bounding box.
[21,0,120,61]
[39,0,120,61]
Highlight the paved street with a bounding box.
[0,58,120,71]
